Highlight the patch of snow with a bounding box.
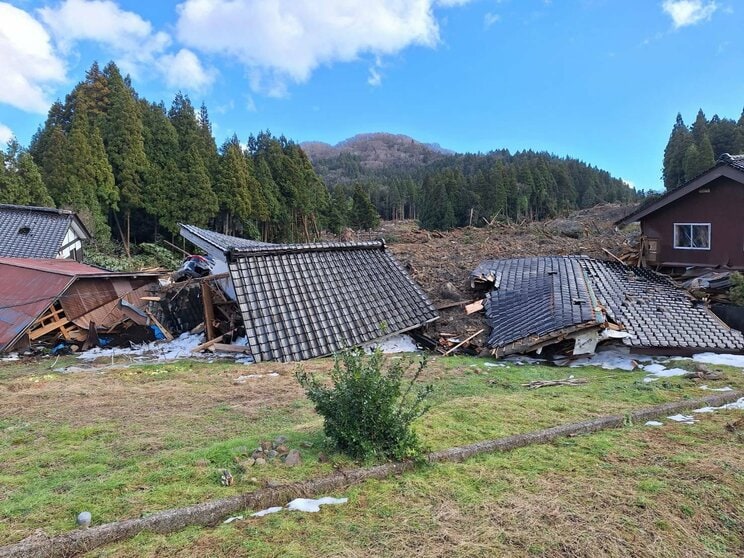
[699,385,733,392]
[667,414,697,424]
[569,349,651,371]
[503,355,546,366]
[286,497,348,513]
[78,333,205,362]
[693,397,744,414]
[234,373,279,383]
[644,420,664,427]
[363,334,419,354]
[250,506,283,518]
[250,496,348,518]
[223,515,243,523]
[1,353,20,361]
[692,353,744,368]
[483,362,505,368]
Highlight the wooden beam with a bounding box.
[465,299,484,315]
[211,343,250,354]
[201,282,217,341]
[28,317,72,340]
[190,330,234,353]
[443,329,485,356]
[144,308,174,341]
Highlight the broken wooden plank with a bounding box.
[140,296,162,302]
[144,308,174,341]
[28,317,72,340]
[190,330,235,353]
[443,328,485,356]
[465,299,484,315]
[435,299,472,311]
[211,343,250,354]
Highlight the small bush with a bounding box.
[296,348,433,461]
[730,272,744,306]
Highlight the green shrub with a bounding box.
[730,272,744,306]
[296,348,433,461]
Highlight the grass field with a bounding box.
[0,352,742,557]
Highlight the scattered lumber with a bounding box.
[190,330,235,353]
[443,328,484,356]
[144,308,174,341]
[522,377,588,389]
[211,343,250,354]
[465,299,484,315]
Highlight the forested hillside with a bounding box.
[305,134,639,230]
[2,62,334,251]
[0,61,641,245]
[662,109,744,190]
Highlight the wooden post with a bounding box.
[201,282,216,341]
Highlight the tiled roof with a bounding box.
[472,257,601,353]
[578,258,744,352]
[472,256,744,355]
[0,205,85,259]
[179,223,271,256]
[228,240,438,362]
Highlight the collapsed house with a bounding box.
[0,204,91,261]
[471,256,744,358]
[0,258,161,353]
[177,225,439,362]
[226,241,439,362]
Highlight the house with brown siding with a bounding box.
[616,154,744,269]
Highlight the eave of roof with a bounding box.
[615,160,744,227]
[0,257,161,278]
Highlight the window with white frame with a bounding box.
[674,223,710,250]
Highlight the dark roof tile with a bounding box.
[228,240,438,362]
[0,205,86,259]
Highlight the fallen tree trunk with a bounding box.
[1,391,740,558]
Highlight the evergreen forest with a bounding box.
[662,108,744,191]
[0,61,640,249]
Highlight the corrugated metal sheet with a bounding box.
[0,257,108,276]
[0,259,163,352]
[0,264,73,351]
[68,282,156,329]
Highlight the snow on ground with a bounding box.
[568,348,652,371]
[700,385,733,392]
[693,397,744,414]
[363,334,419,354]
[692,353,744,368]
[667,414,697,424]
[644,421,664,427]
[286,497,348,513]
[78,333,206,362]
[1,353,19,362]
[251,497,348,518]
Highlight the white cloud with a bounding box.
[623,179,636,190]
[176,0,470,94]
[39,0,171,76]
[368,67,382,87]
[662,0,717,28]
[158,48,216,91]
[38,0,216,91]
[484,12,501,28]
[0,2,66,113]
[0,123,14,144]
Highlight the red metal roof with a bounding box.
[0,263,74,351]
[0,257,108,277]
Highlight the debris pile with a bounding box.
[469,256,744,360]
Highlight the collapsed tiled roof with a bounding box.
[472,257,602,355]
[179,223,271,257]
[472,256,744,356]
[578,258,744,352]
[228,240,438,362]
[0,204,89,259]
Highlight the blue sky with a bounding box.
[0,1,741,192]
